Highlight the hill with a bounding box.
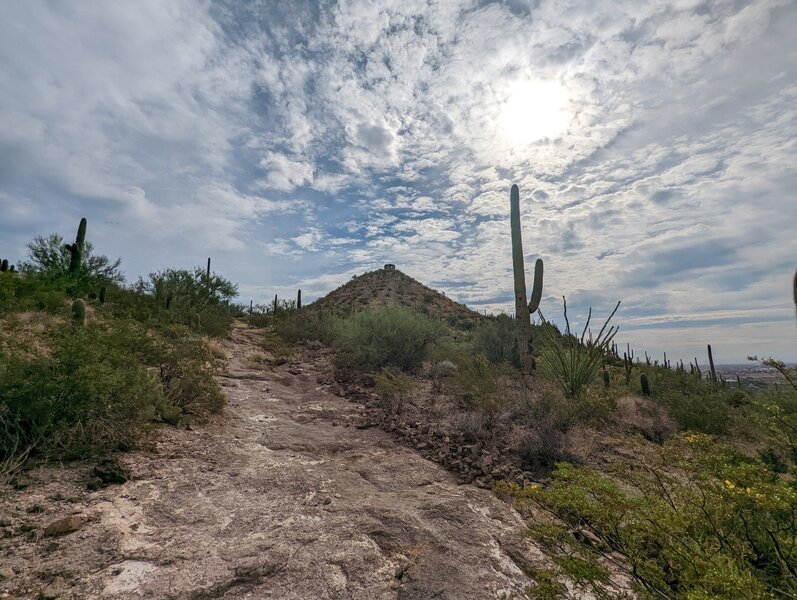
[308,266,483,326]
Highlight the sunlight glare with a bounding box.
[500,80,568,146]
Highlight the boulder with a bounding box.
[43,516,82,537]
[40,576,66,599]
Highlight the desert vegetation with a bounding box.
[252,185,797,599]
[3,188,796,599]
[1,218,235,478]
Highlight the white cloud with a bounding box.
[2,0,796,361]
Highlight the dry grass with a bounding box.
[246,350,269,366]
[613,394,676,443]
[202,336,229,360]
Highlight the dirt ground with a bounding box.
[0,325,573,599]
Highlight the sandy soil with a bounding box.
[0,325,558,599]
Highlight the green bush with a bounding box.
[539,333,605,399]
[652,368,747,435]
[272,309,333,345]
[151,325,225,418]
[0,321,161,459]
[331,305,445,373]
[0,272,70,315]
[0,320,224,461]
[20,233,124,288]
[500,433,797,599]
[373,367,414,415]
[471,315,520,368]
[134,267,237,336]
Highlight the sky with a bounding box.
[1,0,796,363]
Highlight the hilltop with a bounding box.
[308,266,483,326]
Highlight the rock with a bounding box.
[40,576,65,599]
[43,516,82,537]
[92,458,129,487]
[0,566,14,580]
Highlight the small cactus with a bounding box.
[0,259,8,272]
[72,300,86,325]
[603,369,610,388]
[99,286,107,304]
[623,353,632,384]
[640,373,650,396]
[297,289,302,310]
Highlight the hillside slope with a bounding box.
[0,324,558,599]
[309,267,482,325]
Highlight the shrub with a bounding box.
[471,315,520,368]
[151,326,225,419]
[538,301,619,399]
[501,433,797,599]
[134,267,238,336]
[331,305,445,373]
[20,233,124,287]
[373,367,414,415]
[0,321,162,459]
[0,320,224,461]
[0,271,70,315]
[653,370,746,435]
[272,309,334,345]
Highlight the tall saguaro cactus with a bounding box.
[707,344,717,383]
[297,289,302,310]
[793,268,797,322]
[66,218,87,273]
[510,184,544,372]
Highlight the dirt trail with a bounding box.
[2,325,551,599]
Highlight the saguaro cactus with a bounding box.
[297,289,302,310]
[206,257,211,280]
[66,218,87,273]
[510,184,544,372]
[793,268,797,321]
[707,344,717,383]
[640,373,651,396]
[99,286,107,304]
[0,259,8,272]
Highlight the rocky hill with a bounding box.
[309,266,483,326]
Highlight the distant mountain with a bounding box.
[308,266,483,326]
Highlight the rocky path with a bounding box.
[1,325,550,599]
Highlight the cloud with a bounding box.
[2,0,796,361]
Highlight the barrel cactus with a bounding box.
[72,300,86,325]
[640,372,650,396]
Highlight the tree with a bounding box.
[135,267,237,310]
[19,234,124,284]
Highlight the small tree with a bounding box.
[20,233,123,284]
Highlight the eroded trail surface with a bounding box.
[2,326,547,599]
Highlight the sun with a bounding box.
[500,80,569,146]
